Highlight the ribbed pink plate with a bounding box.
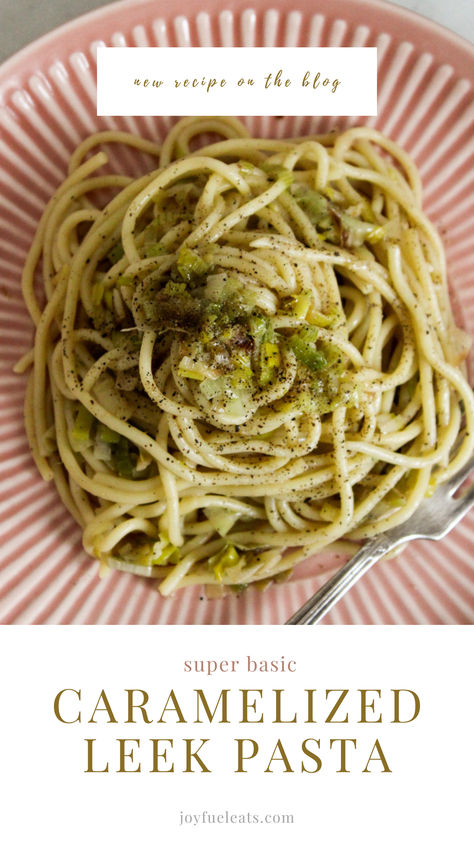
[0,0,473,624]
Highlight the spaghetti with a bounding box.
[18,116,474,595]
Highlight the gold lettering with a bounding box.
[157,690,186,723]
[126,689,152,724]
[326,689,349,723]
[84,739,108,773]
[184,739,211,773]
[118,738,141,773]
[301,739,322,773]
[88,690,117,724]
[273,689,297,723]
[359,689,382,723]
[235,739,259,772]
[330,738,356,772]
[264,739,293,773]
[195,689,230,723]
[362,740,392,773]
[240,689,263,723]
[54,688,81,723]
[151,739,174,773]
[392,689,421,723]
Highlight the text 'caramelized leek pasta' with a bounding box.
[18,116,474,596]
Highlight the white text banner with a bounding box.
[96,47,377,116]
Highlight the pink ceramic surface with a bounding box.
[0,0,473,624]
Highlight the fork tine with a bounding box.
[445,452,474,495]
[450,481,474,524]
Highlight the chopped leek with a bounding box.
[93,440,112,463]
[425,476,438,498]
[259,341,280,386]
[293,185,386,247]
[310,370,342,413]
[143,243,167,258]
[200,376,226,401]
[91,282,104,305]
[307,310,336,328]
[238,160,256,174]
[142,218,162,242]
[177,246,210,281]
[230,369,253,392]
[289,292,337,327]
[275,389,317,415]
[103,289,114,311]
[262,162,294,185]
[224,395,248,419]
[152,545,179,566]
[97,423,121,444]
[289,326,327,372]
[208,544,240,582]
[200,374,252,416]
[112,437,135,478]
[117,274,137,287]
[385,488,407,508]
[203,273,228,301]
[365,225,385,243]
[107,242,124,264]
[178,356,214,381]
[288,291,312,319]
[71,405,94,446]
[293,187,330,225]
[148,540,179,566]
[120,535,180,567]
[249,314,268,342]
[332,208,385,247]
[204,506,240,536]
[323,185,337,201]
[233,350,252,371]
[164,280,187,297]
[133,276,202,331]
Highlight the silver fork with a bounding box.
[286,453,474,625]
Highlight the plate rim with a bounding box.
[1,0,473,97]
[0,0,473,624]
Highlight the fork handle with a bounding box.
[285,533,401,625]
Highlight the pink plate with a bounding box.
[0,0,473,624]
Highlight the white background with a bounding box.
[1,3,473,839]
[1,626,472,841]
